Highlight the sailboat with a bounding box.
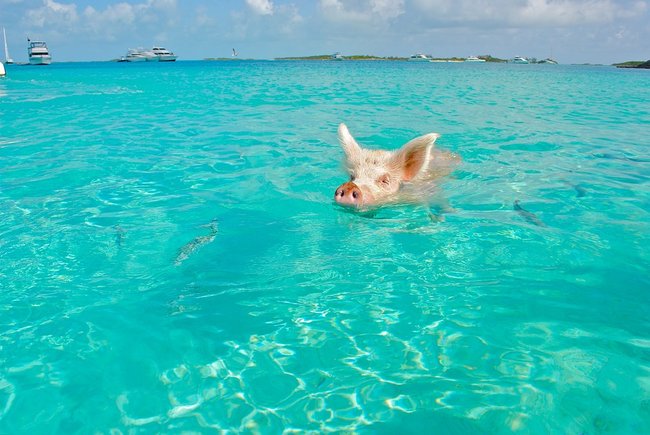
[3,27,13,64]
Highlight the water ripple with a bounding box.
[0,62,648,433]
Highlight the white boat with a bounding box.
[0,61,5,77]
[151,46,177,62]
[511,56,529,64]
[331,52,344,61]
[120,47,166,62]
[538,58,558,64]
[142,49,159,62]
[465,56,485,62]
[120,48,149,62]
[3,27,13,64]
[408,53,430,62]
[28,39,51,65]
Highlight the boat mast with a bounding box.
[3,27,12,63]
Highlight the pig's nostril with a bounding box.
[335,182,363,205]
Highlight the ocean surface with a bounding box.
[1,60,649,433]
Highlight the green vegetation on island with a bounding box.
[614,60,650,69]
[428,55,507,63]
[274,54,406,61]
[274,54,511,63]
[198,54,632,65]
[477,55,507,63]
[204,57,249,61]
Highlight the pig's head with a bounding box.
[334,123,440,209]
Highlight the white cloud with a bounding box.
[411,0,648,27]
[319,0,345,18]
[25,0,79,28]
[517,0,647,25]
[228,2,303,41]
[9,0,650,62]
[81,3,137,39]
[23,0,178,40]
[371,0,405,20]
[194,6,217,28]
[319,0,405,23]
[246,0,274,15]
[276,3,304,32]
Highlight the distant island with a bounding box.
[614,60,650,69]
[204,57,249,61]
[200,54,649,67]
[272,54,553,64]
[430,55,507,63]
[274,54,511,62]
[275,54,406,61]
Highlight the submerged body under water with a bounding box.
[0,61,649,433]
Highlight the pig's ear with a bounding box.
[338,123,362,160]
[390,133,439,181]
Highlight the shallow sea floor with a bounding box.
[1,61,649,433]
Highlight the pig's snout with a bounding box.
[335,181,363,207]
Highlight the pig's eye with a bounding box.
[350,175,356,181]
[377,174,391,186]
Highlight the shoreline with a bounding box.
[5,57,647,67]
[614,60,650,69]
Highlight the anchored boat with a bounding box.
[151,46,177,62]
[3,27,13,64]
[408,53,430,62]
[510,56,529,64]
[28,39,51,65]
[119,47,177,62]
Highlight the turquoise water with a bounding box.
[1,60,649,433]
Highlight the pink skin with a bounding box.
[334,181,374,207]
[334,123,458,209]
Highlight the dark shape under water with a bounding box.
[573,184,587,198]
[564,181,587,197]
[114,225,125,248]
[593,152,650,163]
[427,211,444,223]
[514,200,546,227]
[175,219,219,266]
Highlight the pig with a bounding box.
[334,123,460,210]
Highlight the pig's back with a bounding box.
[425,148,461,179]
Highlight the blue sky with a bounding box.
[1,0,648,63]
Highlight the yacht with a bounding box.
[408,53,430,62]
[465,56,486,62]
[120,48,149,62]
[3,27,13,64]
[28,39,51,65]
[331,52,344,61]
[151,47,177,62]
[142,49,159,61]
[510,56,529,64]
[538,58,558,64]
